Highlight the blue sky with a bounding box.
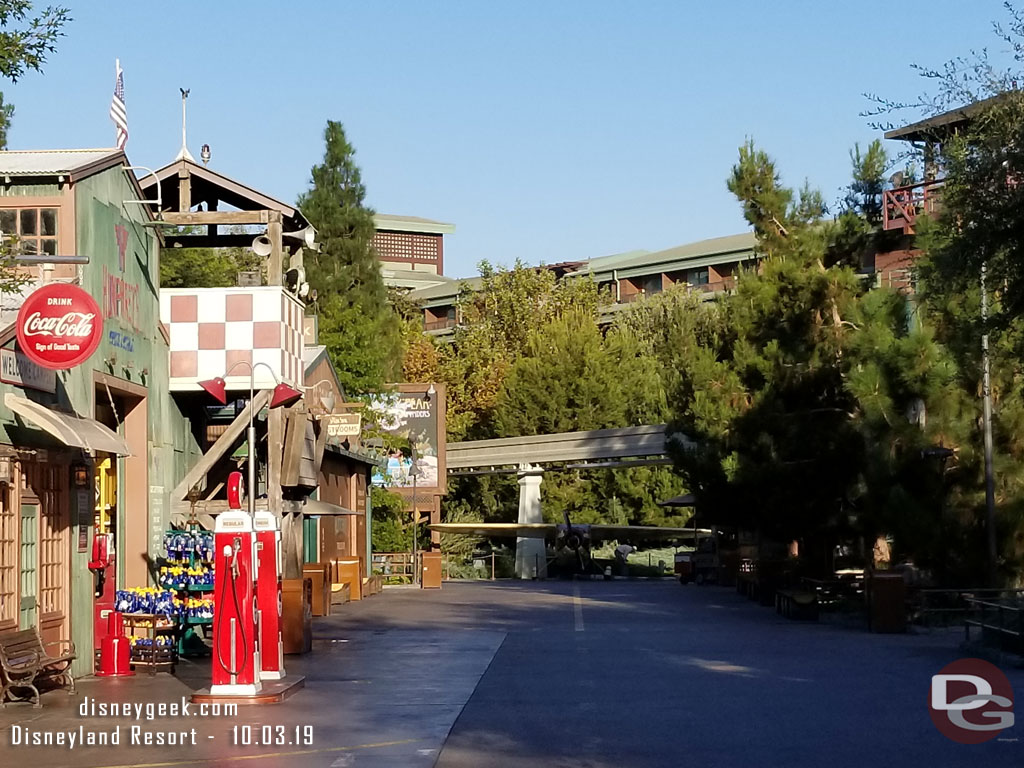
[3,1,1009,277]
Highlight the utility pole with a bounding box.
[410,446,419,586]
[981,263,998,586]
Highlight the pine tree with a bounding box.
[298,121,399,393]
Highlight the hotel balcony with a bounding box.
[882,180,943,234]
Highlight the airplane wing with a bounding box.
[588,525,713,540]
[428,523,556,539]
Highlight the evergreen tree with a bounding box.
[298,121,399,393]
[669,142,969,576]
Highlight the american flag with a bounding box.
[109,59,128,150]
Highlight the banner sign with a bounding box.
[0,348,57,393]
[16,283,103,370]
[325,413,361,438]
[369,384,447,497]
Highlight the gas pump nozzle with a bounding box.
[223,539,242,579]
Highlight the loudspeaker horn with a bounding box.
[282,225,318,250]
[251,235,273,257]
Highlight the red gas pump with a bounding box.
[89,532,116,656]
[210,472,261,696]
[253,509,285,681]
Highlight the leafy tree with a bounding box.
[0,2,69,83]
[0,2,69,290]
[160,226,265,288]
[298,121,400,394]
[488,310,684,527]
[405,260,605,441]
[370,486,412,554]
[0,91,13,149]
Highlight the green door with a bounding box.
[19,503,38,628]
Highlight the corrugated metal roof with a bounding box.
[0,148,123,176]
[567,233,756,280]
[884,95,1001,142]
[374,213,455,234]
[407,233,757,306]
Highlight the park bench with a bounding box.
[0,627,76,708]
[775,589,819,621]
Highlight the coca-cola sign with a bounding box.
[16,283,103,370]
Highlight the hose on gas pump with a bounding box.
[215,541,249,678]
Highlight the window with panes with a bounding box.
[0,482,14,625]
[0,207,58,256]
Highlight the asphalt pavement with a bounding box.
[1,579,1022,767]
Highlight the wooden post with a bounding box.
[268,211,283,286]
[178,165,191,211]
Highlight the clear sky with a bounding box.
[2,0,1009,277]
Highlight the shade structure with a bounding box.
[658,493,697,508]
[302,499,361,516]
[5,393,131,455]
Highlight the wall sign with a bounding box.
[325,413,361,438]
[0,348,57,392]
[16,282,103,370]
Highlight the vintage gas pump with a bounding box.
[253,509,285,680]
[210,472,261,696]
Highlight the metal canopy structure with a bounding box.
[446,424,689,473]
[4,393,131,456]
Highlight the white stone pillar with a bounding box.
[515,464,546,579]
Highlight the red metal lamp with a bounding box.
[270,382,303,409]
[198,376,228,404]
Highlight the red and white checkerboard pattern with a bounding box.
[160,287,305,392]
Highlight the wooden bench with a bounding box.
[775,589,819,621]
[0,628,76,708]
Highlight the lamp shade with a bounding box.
[270,382,303,409]
[198,376,228,404]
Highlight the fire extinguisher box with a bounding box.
[282,577,312,655]
[302,562,331,617]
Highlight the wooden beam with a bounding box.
[172,499,231,516]
[281,409,307,487]
[164,234,257,249]
[171,389,272,501]
[268,407,284,515]
[163,210,271,226]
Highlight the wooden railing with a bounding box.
[424,317,457,331]
[883,181,942,233]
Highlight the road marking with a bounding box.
[85,738,422,768]
[572,584,585,632]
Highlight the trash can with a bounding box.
[421,551,443,589]
[282,577,312,654]
[302,562,331,617]
[335,557,362,601]
[868,572,907,633]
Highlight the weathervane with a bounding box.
[175,87,195,162]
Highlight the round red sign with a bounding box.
[16,283,103,370]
